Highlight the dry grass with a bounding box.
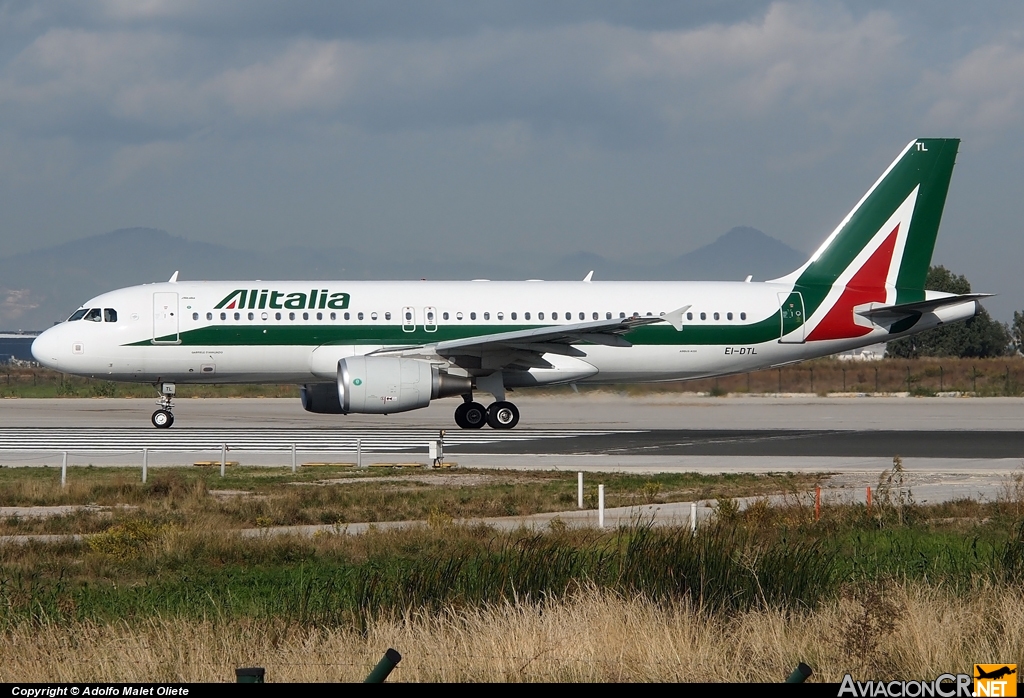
[1,584,1021,682]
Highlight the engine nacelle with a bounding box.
[300,383,345,414]
[337,356,472,414]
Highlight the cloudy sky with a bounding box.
[1,1,1023,318]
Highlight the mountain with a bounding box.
[0,226,805,330]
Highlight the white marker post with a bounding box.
[291,443,297,474]
[142,448,148,484]
[690,502,697,534]
[221,444,226,478]
[598,484,605,529]
[577,472,584,509]
[356,438,362,468]
[61,451,67,489]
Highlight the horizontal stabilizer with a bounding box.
[856,293,992,325]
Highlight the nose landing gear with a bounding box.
[152,382,175,429]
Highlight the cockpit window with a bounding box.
[84,308,102,322]
[104,309,117,323]
[68,309,88,321]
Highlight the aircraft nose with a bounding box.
[31,328,62,369]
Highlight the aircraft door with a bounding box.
[402,306,415,333]
[778,292,805,344]
[424,306,437,332]
[152,292,180,344]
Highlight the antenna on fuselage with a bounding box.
[168,271,179,283]
[583,271,594,283]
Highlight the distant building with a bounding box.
[0,332,39,363]
[834,342,886,361]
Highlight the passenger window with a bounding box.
[606,312,611,320]
[385,312,391,320]
[248,312,254,320]
[580,312,585,320]
[592,312,598,320]
[262,312,268,320]
[538,312,545,320]
[443,312,450,320]
[740,312,747,320]
[525,312,531,320]
[700,312,706,320]
[457,312,463,320]
[220,312,227,321]
[275,312,282,320]
[686,312,693,320]
[470,312,477,320]
[104,309,118,322]
[85,308,102,322]
[206,312,213,321]
[303,312,309,320]
[289,312,295,320]
[316,312,322,320]
[192,312,198,321]
[511,312,517,320]
[727,312,733,320]
[619,312,626,318]
[68,309,88,321]
[483,312,490,320]
[552,312,558,320]
[344,312,350,320]
[405,311,412,321]
[330,312,337,320]
[371,312,378,321]
[497,312,503,320]
[713,312,720,320]
[234,312,241,321]
[357,312,364,320]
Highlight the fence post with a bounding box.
[61,451,67,489]
[973,365,977,393]
[598,484,605,529]
[842,368,846,392]
[142,447,148,484]
[364,649,402,683]
[221,444,226,478]
[906,366,911,393]
[866,486,872,513]
[356,438,362,468]
[814,486,821,521]
[690,501,697,534]
[578,472,584,509]
[291,443,297,474]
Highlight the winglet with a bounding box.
[662,305,691,332]
[168,271,179,283]
[583,271,594,283]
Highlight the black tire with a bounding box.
[486,401,520,430]
[152,409,174,429]
[455,402,487,429]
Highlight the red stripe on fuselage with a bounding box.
[806,225,898,341]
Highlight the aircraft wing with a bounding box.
[856,293,992,326]
[370,307,688,364]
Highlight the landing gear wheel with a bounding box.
[454,402,487,429]
[152,409,174,429]
[486,401,520,430]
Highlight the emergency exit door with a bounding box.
[778,291,805,344]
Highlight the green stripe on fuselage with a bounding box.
[132,312,786,348]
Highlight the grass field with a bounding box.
[1,463,1023,681]
[4,356,1024,398]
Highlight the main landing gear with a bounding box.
[151,382,175,429]
[454,396,520,430]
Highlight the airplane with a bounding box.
[31,138,988,430]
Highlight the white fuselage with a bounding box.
[30,278,948,390]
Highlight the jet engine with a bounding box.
[301,356,472,415]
